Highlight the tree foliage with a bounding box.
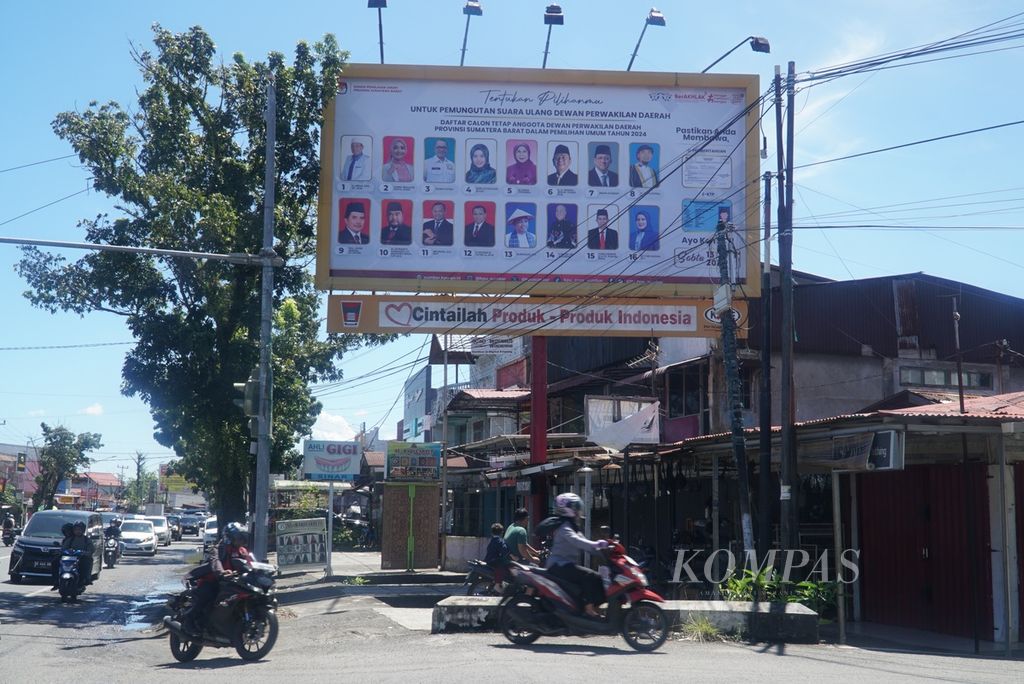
[31,423,103,510]
[17,25,393,523]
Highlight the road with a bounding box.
[2,540,1023,682]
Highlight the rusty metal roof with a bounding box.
[879,390,1024,420]
[445,389,531,413]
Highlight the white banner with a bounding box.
[275,517,329,571]
[320,66,759,298]
[303,440,362,481]
[586,398,660,450]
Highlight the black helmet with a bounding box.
[73,520,87,531]
[61,522,74,536]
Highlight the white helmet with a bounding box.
[555,492,584,519]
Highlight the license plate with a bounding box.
[34,560,53,569]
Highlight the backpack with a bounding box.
[535,516,564,541]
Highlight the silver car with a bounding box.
[145,516,172,546]
[120,520,157,556]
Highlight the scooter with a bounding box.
[2,527,18,547]
[57,549,85,603]
[463,559,501,596]
[497,533,669,652]
[103,536,121,569]
[163,557,279,662]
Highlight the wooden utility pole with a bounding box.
[716,220,754,552]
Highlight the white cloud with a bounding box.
[311,411,356,441]
[27,409,46,417]
[79,403,104,416]
[354,409,369,417]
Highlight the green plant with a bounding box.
[332,525,358,550]
[720,567,787,602]
[679,615,723,643]
[788,579,838,618]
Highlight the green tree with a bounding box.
[17,26,392,525]
[31,424,103,510]
[122,471,159,514]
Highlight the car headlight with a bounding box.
[13,539,24,552]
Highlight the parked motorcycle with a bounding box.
[163,558,279,662]
[57,549,85,603]
[497,533,669,652]
[103,536,121,569]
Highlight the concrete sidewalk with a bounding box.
[270,550,464,589]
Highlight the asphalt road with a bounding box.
[2,539,1022,682]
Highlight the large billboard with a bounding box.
[317,65,760,299]
[303,440,362,481]
[386,442,441,481]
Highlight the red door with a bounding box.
[858,464,993,639]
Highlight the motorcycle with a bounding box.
[103,536,120,569]
[2,527,18,547]
[57,549,85,603]
[497,533,670,652]
[464,541,551,596]
[163,557,279,662]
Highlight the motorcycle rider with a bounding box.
[2,512,14,531]
[55,521,94,591]
[545,493,608,618]
[182,521,254,636]
[104,517,123,560]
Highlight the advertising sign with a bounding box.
[328,294,745,338]
[470,336,515,355]
[303,440,363,481]
[386,442,442,481]
[317,65,760,299]
[585,396,660,450]
[275,517,329,571]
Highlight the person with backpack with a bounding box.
[545,493,608,618]
[483,522,511,584]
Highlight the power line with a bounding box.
[0,341,133,351]
[795,119,1024,169]
[0,153,78,174]
[0,187,90,226]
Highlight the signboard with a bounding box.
[797,430,905,472]
[386,442,442,481]
[275,517,329,571]
[328,294,746,338]
[317,65,761,299]
[585,396,660,450]
[159,463,193,494]
[303,440,363,481]
[470,336,515,355]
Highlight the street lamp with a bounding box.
[626,8,666,72]
[367,0,387,65]
[701,35,771,73]
[542,4,564,69]
[459,1,483,67]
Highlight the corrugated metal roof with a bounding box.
[663,414,874,447]
[460,389,531,400]
[363,451,385,468]
[83,472,121,487]
[879,390,1024,420]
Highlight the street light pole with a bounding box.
[542,4,564,69]
[367,1,387,64]
[701,36,771,73]
[459,1,483,67]
[253,79,278,562]
[626,8,665,72]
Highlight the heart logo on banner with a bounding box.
[384,303,413,326]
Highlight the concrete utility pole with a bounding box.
[757,171,773,556]
[253,79,278,562]
[778,62,799,551]
[716,221,754,553]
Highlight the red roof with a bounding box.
[84,472,121,487]
[879,391,1024,420]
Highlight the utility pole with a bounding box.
[758,171,773,555]
[953,298,981,654]
[716,220,755,552]
[778,61,799,551]
[441,334,450,538]
[253,79,278,562]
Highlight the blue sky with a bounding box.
[1,1,1021,476]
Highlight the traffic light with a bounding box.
[233,370,260,417]
[16,452,27,472]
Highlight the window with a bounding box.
[667,364,704,418]
[899,366,993,390]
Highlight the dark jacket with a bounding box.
[587,227,619,250]
[464,221,496,247]
[547,170,578,186]
[380,223,412,245]
[588,168,619,187]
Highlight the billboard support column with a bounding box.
[758,171,773,557]
[326,481,335,577]
[530,336,549,528]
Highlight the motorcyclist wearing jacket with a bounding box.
[2,513,15,531]
[103,517,123,540]
[60,520,95,589]
[182,522,254,636]
[545,493,608,618]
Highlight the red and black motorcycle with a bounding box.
[163,557,279,662]
[497,534,669,652]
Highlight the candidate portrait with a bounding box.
[628,143,660,189]
[505,139,538,185]
[587,205,619,250]
[546,203,577,249]
[463,202,496,247]
[340,135,372,182]
[422,201,454,246]
[338,199,370,245]
[423,137,456,184]
[465,140,497,184]
[628,205,660,251]
[587,142,619,188]
[381,136,414,183]
[380,200,413,246]
[505,204,538,249]
[547,142,578,186]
